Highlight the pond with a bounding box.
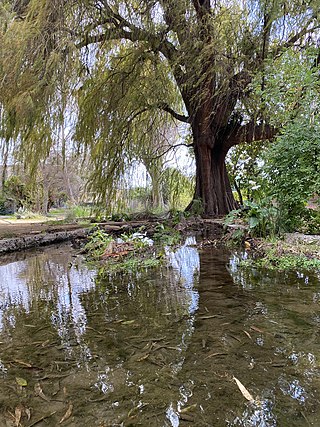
[0,240,319,426]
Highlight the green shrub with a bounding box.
[225,199,282,238]
[300,210,320,235]
[264,120,320,231]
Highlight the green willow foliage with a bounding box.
[0,0,320,213]
[75,45,180,205]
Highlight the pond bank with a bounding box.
[0,218,225,254]
[237,232,320,272]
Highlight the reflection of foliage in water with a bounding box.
[0,244,319,425]
[0,241,201,425]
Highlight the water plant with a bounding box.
[152,223,182,246]
[84,228,114,259]
[84,224,182,273]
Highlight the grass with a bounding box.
[239,237,320,273]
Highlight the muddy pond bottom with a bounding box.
[0,242,319,426]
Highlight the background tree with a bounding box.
[0,0,319,216]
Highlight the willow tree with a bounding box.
[0,0,319,216]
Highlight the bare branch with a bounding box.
[157,102,190,123]
[148,142,193,161]
[224,121,277,152]
[274,17,320,57]
[76,25,177,62]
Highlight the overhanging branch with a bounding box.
[76,24,177,62]
[224,121,277,152]
[157,102,190,123]
[274,16,320,57]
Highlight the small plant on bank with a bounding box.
[224,199,282,238]
[153,223,182,246]
[84,228,114,259]
[243,252,320,273]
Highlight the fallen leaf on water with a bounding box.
[233,376,255,402]
[59,403,73,424]
[16,377,27,387]
[244,241,251,250]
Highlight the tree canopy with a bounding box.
[0,0,319,215]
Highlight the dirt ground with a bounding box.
[0,218,85,239]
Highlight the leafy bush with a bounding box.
[264,120,320,231]
[300,210,320,235]
[225,199,282,238]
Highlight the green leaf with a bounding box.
[16,377,27,387]
[248,216,259,229]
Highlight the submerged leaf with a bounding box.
[250,325,265,334]
[233,376,255,402]
[121,320,135,325]
[16,377,27,387]
[59,403,73,424]
[179,413,195,421]
[243,330,252,340]
[179,404,197,414]
[34,383,50,402]
[13,359,32,368]
[14,406,22,427]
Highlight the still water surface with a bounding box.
[0,240,319,426]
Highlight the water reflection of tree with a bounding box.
[0,243,202,425]
[167,248,319,427]
[1,244,318,425]
[0,247,96,365]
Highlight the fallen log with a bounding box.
[0,228,90,254]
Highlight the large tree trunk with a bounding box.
[188,111,238,217]
[193,142,238,216]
